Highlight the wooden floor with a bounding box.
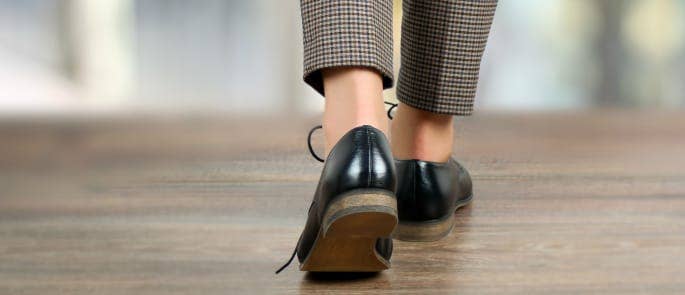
[1,110,684,294]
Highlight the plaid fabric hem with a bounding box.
[396,0,498,116]
[301,0,394,96]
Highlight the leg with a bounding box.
[300,0,394,154]
[392,0,498,161]
[276,0,398,273]
[391,0,498,241]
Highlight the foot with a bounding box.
[277,126,397,273]
[389,102,473,241]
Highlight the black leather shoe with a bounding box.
[276,125,397,273]
[393,158,472,241]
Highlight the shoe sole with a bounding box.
[393,195,473,242]
[299,189,398,272]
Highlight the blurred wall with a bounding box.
[0,0,683,115]
[479,0,685,110]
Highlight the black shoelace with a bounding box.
[275,248,298,274]
[275,101,398,274]
[385,101,399,120]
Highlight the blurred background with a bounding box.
[1,0,684,117]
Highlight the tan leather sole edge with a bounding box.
[394,198,472,242]
[300,190,398,272]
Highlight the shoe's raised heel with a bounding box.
[394,198,472,242]
[394,216,456,242]
[300,189,397,272]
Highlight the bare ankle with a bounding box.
[391,103,454,162]
[321,67,388,154]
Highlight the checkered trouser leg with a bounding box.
[300,0,394,96]
[397,0,498,115]
[300,0,498,116]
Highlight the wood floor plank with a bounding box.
[0,111,684,294]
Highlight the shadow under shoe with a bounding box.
[393,158,473,242]
[277,125,398,273]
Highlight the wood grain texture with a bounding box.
[1,110,684,294]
